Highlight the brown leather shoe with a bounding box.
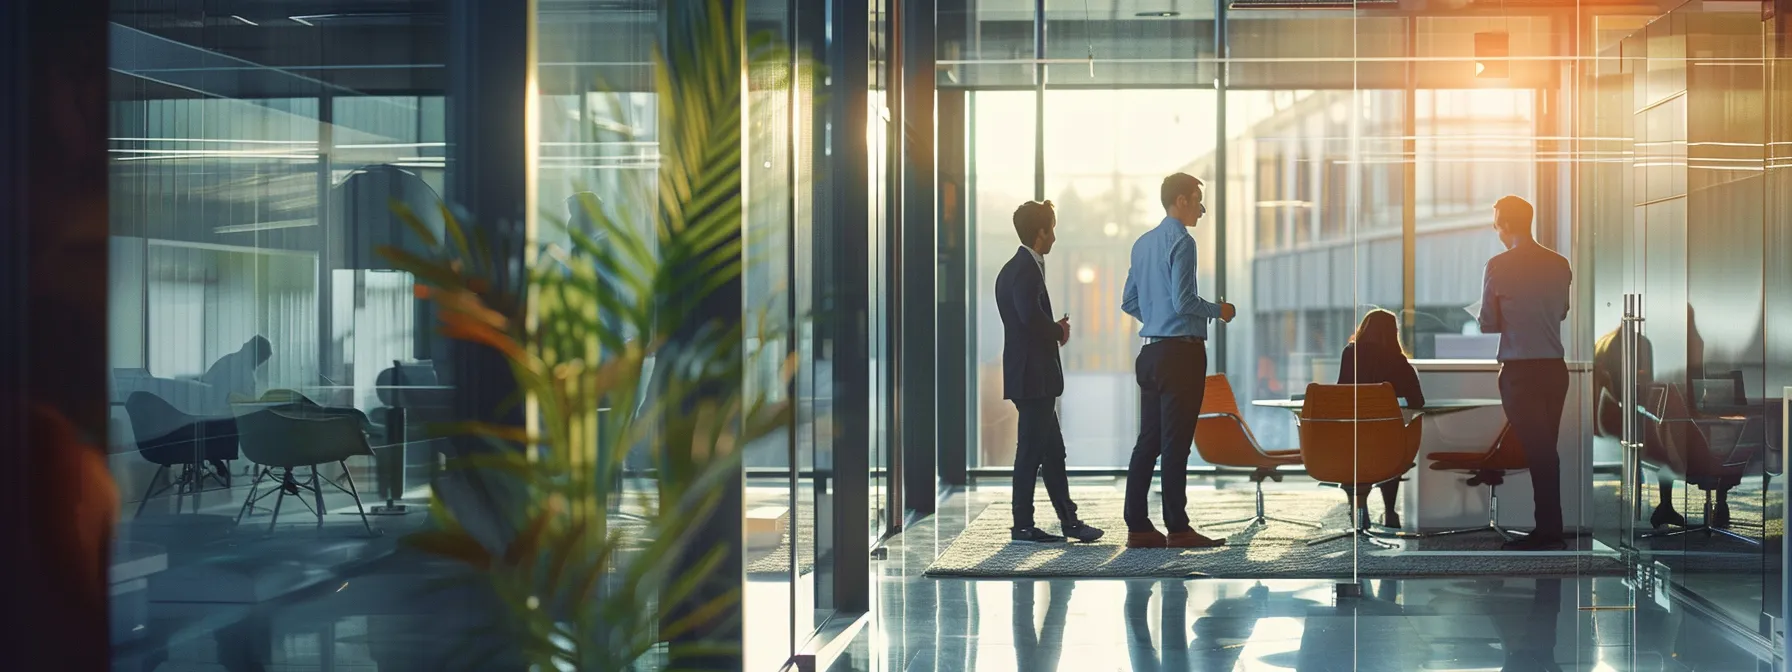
[1166,530,1227,549]
[1126,530,1168,548]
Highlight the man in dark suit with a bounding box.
[996,201,1103,543]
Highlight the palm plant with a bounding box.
[375,1,805,669]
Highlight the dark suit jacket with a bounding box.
[996,246,1063,400]
[1337,342,1425,408]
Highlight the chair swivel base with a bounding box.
[1209,514,1323,530]
[1422,524,1530,543]
[1307,527,1401,550]
[1641,525,1761,546]
[1207,481,1322,530]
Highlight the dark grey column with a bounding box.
[828,0,874,614]
[0,0,112,668]
[444,0,529,417]
[438,0,533,563]
[901,0,939,515]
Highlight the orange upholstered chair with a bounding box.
[1424,424,1529,541]
[1297,383,1422,548]
[1194,374,1317,530]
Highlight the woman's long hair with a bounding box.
[1350,308,1409,358]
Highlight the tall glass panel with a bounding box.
[969,90,1039,468]
[868,0,894,540]
[1765,6,1791,643]
[743,6,799,665]
[1674,10,1771,627]
[107,4,450,665]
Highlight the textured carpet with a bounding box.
[744,501,815,577]
[608,504,814,577]
[924,491,1627,579]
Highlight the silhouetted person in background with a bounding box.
[1478,195,1572,551]
[996,200,1102,544]
[198,335,270,480]
[1337,308,1425,529]
[201,335,272,403]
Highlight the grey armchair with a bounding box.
[233,405,379,535]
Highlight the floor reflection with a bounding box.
[113,488,1781,671]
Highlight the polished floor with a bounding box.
[827,486,1782,672]
[111,483,1783,671]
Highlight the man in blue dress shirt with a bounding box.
[1119,173,1236,549]
[1478,195,1572,551]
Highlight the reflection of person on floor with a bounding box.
[996,201,1103,544]
[1013,581,1073,672]
[1190,583,1272,669]
[1478,196,1572,551]
[1336,308,1425,529]
[1496,579,1564,672]
[1125,580,1188,672]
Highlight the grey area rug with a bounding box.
[924,491,1627,579]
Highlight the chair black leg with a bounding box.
[312,466,327,529]
[133,465,171,519]
[267,468,291,534]
[335,461,379,537]
[234,467,270,525]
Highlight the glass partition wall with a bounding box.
[944,0,1778,660]
[1578,2,1788,645]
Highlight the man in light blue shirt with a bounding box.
[1477,195,1572,552]
[1117,173,1236,549]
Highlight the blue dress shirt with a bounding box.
[1122,216,1223,339]
[1478,239,1572,361]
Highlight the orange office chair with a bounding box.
[1424,424,1530,541]
[1194,374,1318,530]
[1297,383,1423,549]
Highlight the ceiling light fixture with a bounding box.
[230,15,258,26]
[1137,11,1181,16]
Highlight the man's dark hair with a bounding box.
[1012,200,1055,244]
[1161,173,1204,210]
[1494,195,1534,235]
[249,335,272,363]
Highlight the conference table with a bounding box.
[1251,397,1503,418]
[1251,397,1508,533]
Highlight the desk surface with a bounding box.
[1252,398,1502,412]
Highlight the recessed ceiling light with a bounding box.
[1136,10,1181,16]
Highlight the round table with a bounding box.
[1251,397,1503,418]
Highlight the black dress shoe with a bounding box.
[1061,522,1105,543]
[1650,503,1687,529]
[1011,527,1067,543]
[1501,534,1567,552]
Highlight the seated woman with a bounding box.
[1336,309,1424,528]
